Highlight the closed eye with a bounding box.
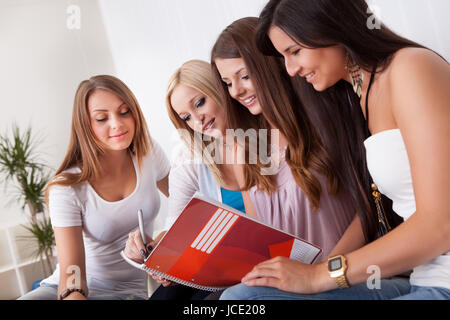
[120,109,130,116]
[183,114,191,122]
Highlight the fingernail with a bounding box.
[147,245,153,252]
[140,249,147,258]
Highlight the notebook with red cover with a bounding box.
[121,192,322,291]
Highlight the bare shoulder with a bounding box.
[386,47,450,124]
[388,47,449,83]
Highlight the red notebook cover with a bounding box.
[121,193,322,291]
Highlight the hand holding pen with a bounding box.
[137,209,153,258]
[124,210,173,286]
[124,209,154,263]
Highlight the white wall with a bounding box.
[369,0,449,60]
[97,0,270,155]
[1,0,449,231]
[0,0,115,223]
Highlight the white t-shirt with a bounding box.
[41,139,170,299]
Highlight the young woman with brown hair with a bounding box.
[210,17,360,264]
[19,75,170,300]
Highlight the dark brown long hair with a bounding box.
[211,17,339,211]
[254,0,425,241]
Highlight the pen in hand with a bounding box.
[137,209,151,259]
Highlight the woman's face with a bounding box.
[170,84,226,138]
[268,26,347,91]
[215,57,263,115]
[88,89,135,152]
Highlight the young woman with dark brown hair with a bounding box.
[221,0,450,300]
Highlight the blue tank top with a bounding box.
[220,188,246,214]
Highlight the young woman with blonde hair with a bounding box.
[19,75,170,300]
[125,59,257,300]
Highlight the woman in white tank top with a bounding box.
[220,0,450,300]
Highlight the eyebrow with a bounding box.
[284,44,297,53]
[188,95,198,105]
[92,102,126,112]
[222,67,246,81]
[175,94,201,117]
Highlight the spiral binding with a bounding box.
[120,250,226,292]
[142,264,227,292]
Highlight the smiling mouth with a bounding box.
[302,71,316,82]
[203,118,215,131]
[110,131,127,139]
[241,95,256,106]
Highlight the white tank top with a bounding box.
[364,129,450,289]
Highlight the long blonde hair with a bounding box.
[45,75,152,204]
[166,60,225,185]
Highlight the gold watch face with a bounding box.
[328,256,342,272]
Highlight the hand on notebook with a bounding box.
[241,256,320,294]
[124,229,156,263]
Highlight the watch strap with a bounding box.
[59,287,87,300]
[335,274,350,289]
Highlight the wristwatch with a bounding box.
[59,287,87,300]
[327,255,350,289]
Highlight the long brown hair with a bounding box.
[254,0,424,241]
[211,17,338,210]
[45,75,151,204]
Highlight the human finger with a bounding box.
[243,276,280,288]
[242,265,281,283]
[125,232,144,262]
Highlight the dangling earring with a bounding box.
[345,53,364,98]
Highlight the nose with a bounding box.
[285,57,301,77]
[192,112,205,131]
[229,82,245,99]
[110,113,123,130]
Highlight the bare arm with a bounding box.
[157,172,170,198]
[326,214,366,259]
[54,226,88,300]
[241,190,259,219]
[243,49,450,293]
[336,48,450,289]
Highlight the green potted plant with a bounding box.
[0,124,55,278]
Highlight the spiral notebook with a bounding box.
[120,192,322,292]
